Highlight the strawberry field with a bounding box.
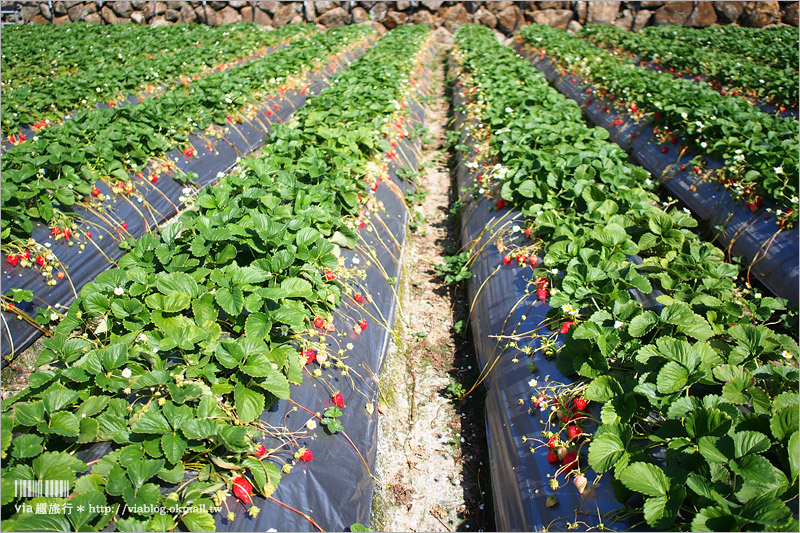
[1,15,798,533]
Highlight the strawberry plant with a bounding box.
[518,24,799,226]
[580,24,799,109]
[1,23,432,531]
[1,23,314,135]
[454,25,798,531]
[1,25,374,241]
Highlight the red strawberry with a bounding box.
[52,227,61,235]
[560,321,574,334]
[563,451,578,471]
[7,255,18,267]
[121,222,128,230]
[568,425,581,440]
[64,229,71,239]
[333,393,344,408]
[57,271,65,280]
[36,256,45,266]
[547,436,558,449]
[302,349,316,364]
[325,270,335,281]
[661,147,668,153]
[19,133,26,142]
[86,232,92,239]
[256,445,267,457]
[529,256,539,266]
[314,317,325,328]
[91,187,101,197]
[266,109,274,116]
[358,319,368,330]
[232,476,253,504]
[21,251,30,259]
[534,394,545,408]
[524,228,531,237]
[183,147,194,158]
[496,199,506,210]
[151,175,158,183]
[354,293,364,303]
[502,255,511,264]
[537,288,548,301]
[300,448,313,461]
[573,397,587,411]
[547,450,559,463]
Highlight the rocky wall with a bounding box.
[2,2,799,42]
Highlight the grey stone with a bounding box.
[272,4,297,26]
[475,6,497,28]
[567,19,583,33]
[383,10,408,28]
[586,1,621,24]
[318,6,350,27]
[531,8,572,29]
[369,2,388,21]
[353,6,369,23]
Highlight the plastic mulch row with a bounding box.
[517,46,799,308]
[75,44,435,533]
[451,68,632,532]
[0,40,374,364]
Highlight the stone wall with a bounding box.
[3,1,798,37]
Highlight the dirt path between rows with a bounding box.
[371,46,494,533]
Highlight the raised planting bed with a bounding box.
[1,26,377,362]
[0,24,435,533]
[450,24,798,532]
[0,22,314,137]
[517,25,799,307]
[579,24,799,114]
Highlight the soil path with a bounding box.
[372,46,493,533]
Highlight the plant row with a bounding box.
[453,24,798,531]
[519,24,799,226]
[579,24,799,109]
[1,25,373,244]
[0,23,431,533]
[1,23,313,135]
[617,24,799,72]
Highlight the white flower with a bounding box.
[114,286,124,296]
[279,325,289,336]
[81,413,86,418]
[306,420,317,430]
[50,313,59,322]
[216,396,224,403]
[346,343,353,350]
[182,187,191,195]
[550,268,558,275]
[782,350,793,359]
[121,368,132,379]
[774,166,784,174]
[352,257,360,265]
[505,107,513,114]
[614,320,624,329]
[512,225,521,233]
[528,378,537,387]
[700,141,707,148]
[754,292,762,299]
[792,197,799,204]
[680,112,688,119]
[138,333,147,342]
[539,401,548,411]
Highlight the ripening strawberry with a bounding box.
[183,147,194,158]
[496,199,506,210]
[36,256,45,266]
[21,251,30,259]
[52,227,61,236]
[232,476,253,504]
[560,321,574,334]
[502,255,511,264]
[568,425,581,440]
[256,445,267,457]
[547,435,557,449]
[537,288,548,301]
[333,393,344,408]
[64,229,71,239]
[57,271,65,280]
[358,319,368,330]
[325,270,335,281]
[86,232,92,239]
[151,174,158,183]
[563,451,578,471]
[121,222,128,230]
[314,317,325,328]
[7,255,18,267]
[302,349,316,364]
[92,187,101,197]
[524,228,531,237]
[661,147,668,153]
[534,394,545,408]
[547,450,559,463]
[354,293,364,303]
[573,397,587,411]
[300,448,313,461]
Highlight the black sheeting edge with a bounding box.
[517,46,799,308]
[0,41,374,363]
[452,70,632,532]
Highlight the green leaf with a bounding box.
[240,352,275,378]
[258,371,290,399]
[14,401,45,426]
[642,495,678,529]
[181,512,216,532]
[67,491,107,531]
[618,462,670,497]
[11,434,44,459]
[244,312,272,340]
[737,494,794,528]
[234,383,265,424]
[32,451,87,482]
[4,513,72,532]
[44,412,80,437]
[587,432,628,473]
[770,403,798,442]
[42,383,80,414]
[219,425,249,452]
[698,435,734,464]
[789,432,799,482]
[585,376,623,402]
[145,293,191,313]
[215,287,244,317]
[156,272,200,298]
[131,407,171,435]
[126,458,165,491]
[686,408,732,439]
[733,431,770,458]
[148,514,176,532]
[161,433,187,464]
[628,310,658,337]
[656,361,689,394]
